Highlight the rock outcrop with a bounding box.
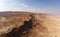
[0,12,60,37]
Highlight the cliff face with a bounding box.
[0,12,60,37]
[0,12,32,37]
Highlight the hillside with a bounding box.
[0,11,60,37]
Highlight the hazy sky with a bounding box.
[0,0,60,14]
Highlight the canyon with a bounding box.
[0,11,60,37]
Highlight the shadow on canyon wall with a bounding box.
[5,18,33,37]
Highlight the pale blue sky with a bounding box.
[0,0,60,14]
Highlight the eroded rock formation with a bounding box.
[0,12,60,37]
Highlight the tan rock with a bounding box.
[0,12,60,37]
